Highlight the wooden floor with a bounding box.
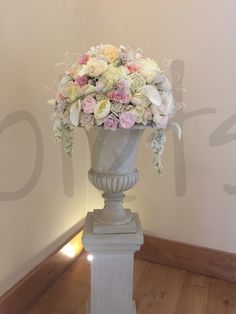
[27,253,236,314]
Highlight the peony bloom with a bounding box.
[94,98,111,120]
[75,75,88,86]
[140,58,160,83]
[100,64,128,92]
[119,111,136,129]
[78,54,89,65]
[104,114,119,131]
[85,58,108,77]
[81,95,97,114]
[101,44,120,63]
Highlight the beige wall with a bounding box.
[0,0,90,296]
[85,0,236,252]
[1,0,236,296]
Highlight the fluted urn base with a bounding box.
[93,208,137,234]
[88,168,139,233]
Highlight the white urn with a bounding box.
[85,126,145,234]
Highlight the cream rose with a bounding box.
[101,44,120,63]
[131,92,150,107]
[94,98,111,120]
[111,102,125,116]
[130,73,146,93]
[61,82,81,102]
[133,106,145,123]
[85,58,108,77]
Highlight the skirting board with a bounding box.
[0,229,84,314]
[135,234,236,283]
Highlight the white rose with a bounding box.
[131,92,150,107]
[130,73,146,93]
[84,58,108,77]
[94,98,111,120]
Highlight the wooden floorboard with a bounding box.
[206,278,236,314]
[27,253,236,314]
[175,273,209,314]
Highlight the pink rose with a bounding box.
[82,96,97,114]
[104,114,119,131]
[119,111,136,129]
[108,89,130,104]
[127,62,140,73]
[116,79,129,90]
[78,54,89,65]
[79,112,94,129]
[75,75,88,86]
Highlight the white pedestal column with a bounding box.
[83,212,143,314]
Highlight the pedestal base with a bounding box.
[86,300,137,314]
[83,212,143,314]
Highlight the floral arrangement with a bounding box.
[49,44,180,174]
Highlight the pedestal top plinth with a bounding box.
[82,212,143,252]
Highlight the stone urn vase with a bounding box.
[85,126,145,234]
[83,126,145,314]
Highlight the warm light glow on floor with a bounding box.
[60,230,84,258]
[60,243,76,258]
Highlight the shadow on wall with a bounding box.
[0,110,77,201]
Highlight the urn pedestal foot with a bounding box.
[93,210,137,234]
[86,300,137,314]
[82,212,143,314]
